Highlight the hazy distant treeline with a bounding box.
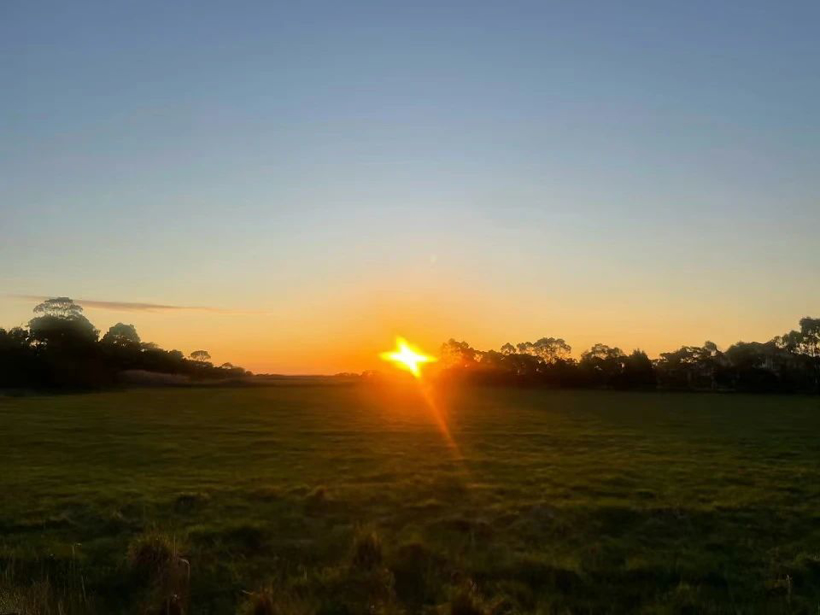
[431,322,820,393]
[0,297,249,390]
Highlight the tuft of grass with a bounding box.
[127,530,190,614]
[127,530,178,579]
[238,587,313,615]
[449,582,487,615]
[350,528,383,571]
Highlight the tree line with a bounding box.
[434,319,820,393]
[0,297,249,389]
[2,297,819,393]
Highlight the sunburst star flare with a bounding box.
[380,337,437,378]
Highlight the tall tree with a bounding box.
[28,297,98,346]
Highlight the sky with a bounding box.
[1,0,819,374]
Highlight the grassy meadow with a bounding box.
[1,385,819,614]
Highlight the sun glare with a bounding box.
[380,337,437,378]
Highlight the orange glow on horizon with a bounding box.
[380,337,437,378]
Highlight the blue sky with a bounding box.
[2,1,818,372]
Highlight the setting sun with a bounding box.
[380,337,437,378]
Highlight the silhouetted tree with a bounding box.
[25,298,102,387]
[33,297,84,319]
[580,344,626,386]
[0,297,249,389]
[616,349,657,389]
[656,341,725,390]
[101,323,141,347]
[99,323,143,372]
[439,340,479,369]
[0,327,39,387]
[190,350,211,363]
[517,337,572,364]
[29,297,98,347]
[169,350,185,362]
[799,317,820,358]
[723,341,784,392]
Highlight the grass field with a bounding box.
[1,385,819,614]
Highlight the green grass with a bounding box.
[1,385,819,613]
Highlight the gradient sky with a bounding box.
[2,1,819,374]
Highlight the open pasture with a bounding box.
[1,386,819,614]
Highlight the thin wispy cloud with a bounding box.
[10,295,259,315]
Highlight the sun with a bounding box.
[380,337,437,378]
